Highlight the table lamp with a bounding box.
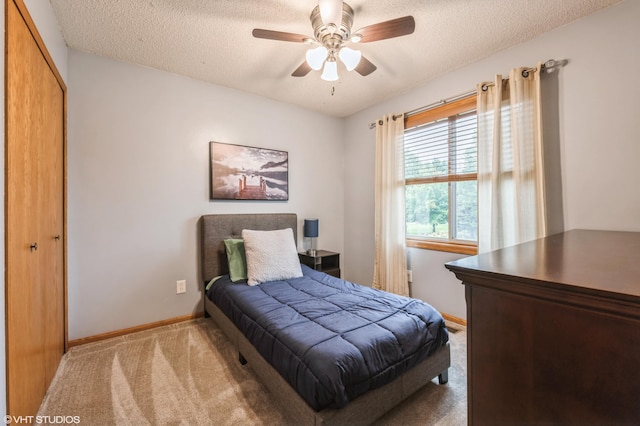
[304,219,319,256]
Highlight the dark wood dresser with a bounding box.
[445,230,640,425]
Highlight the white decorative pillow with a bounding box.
[242,228,303,286]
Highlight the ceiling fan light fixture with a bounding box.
[319,0,343,29]
[339,47,361,71]
[321,60,339,81]
[306,46,328,70]
[252,2,415,81]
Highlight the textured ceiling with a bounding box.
[50,0,621,117]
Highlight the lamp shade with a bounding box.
[319,0,342,28]
[339,47,361,71]
[306,46,328,71]
[303,219,319,238]
[321,60,338,81]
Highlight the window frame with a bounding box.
[404,94,478,255]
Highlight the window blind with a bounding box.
[405,106,477,183]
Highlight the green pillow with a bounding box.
[224,239,247,282]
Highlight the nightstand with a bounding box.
[299,250,340,278]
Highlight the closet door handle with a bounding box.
[54,235,61,241]
[30,243,38,252]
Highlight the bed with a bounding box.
[200,213,451,425]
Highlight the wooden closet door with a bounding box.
[39,46,65,389]
[6,0,66,416]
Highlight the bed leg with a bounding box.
[438,369,449,385]
[239,353,247,365]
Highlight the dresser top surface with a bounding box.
[446,229,640,300]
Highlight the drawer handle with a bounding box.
[30,243,38,252]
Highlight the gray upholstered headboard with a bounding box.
[200,213,298,283]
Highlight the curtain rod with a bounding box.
[480,59,556,92]
[368,59,558,130]
[368,89,475,130]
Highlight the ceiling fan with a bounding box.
[252,0,415,81]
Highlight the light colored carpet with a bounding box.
[38,318,466,425]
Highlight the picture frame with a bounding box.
[209,141,289,201]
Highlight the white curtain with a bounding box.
[477,63,547,253]
[373,114,409,296]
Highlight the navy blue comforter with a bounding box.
[207,265,449,411]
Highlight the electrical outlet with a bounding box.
[176,280,186,294]
[407,270,413,283]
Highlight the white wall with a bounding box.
[343,0,640,320]
[1,0,67,415]
[67,50,344,340]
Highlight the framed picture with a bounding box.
[209,142,289,201]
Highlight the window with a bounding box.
[404,95,478,255]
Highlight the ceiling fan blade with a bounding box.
[252,28,309,43]
[292,61,312,77]
[355,55,377,76]
[355,16,415,43]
